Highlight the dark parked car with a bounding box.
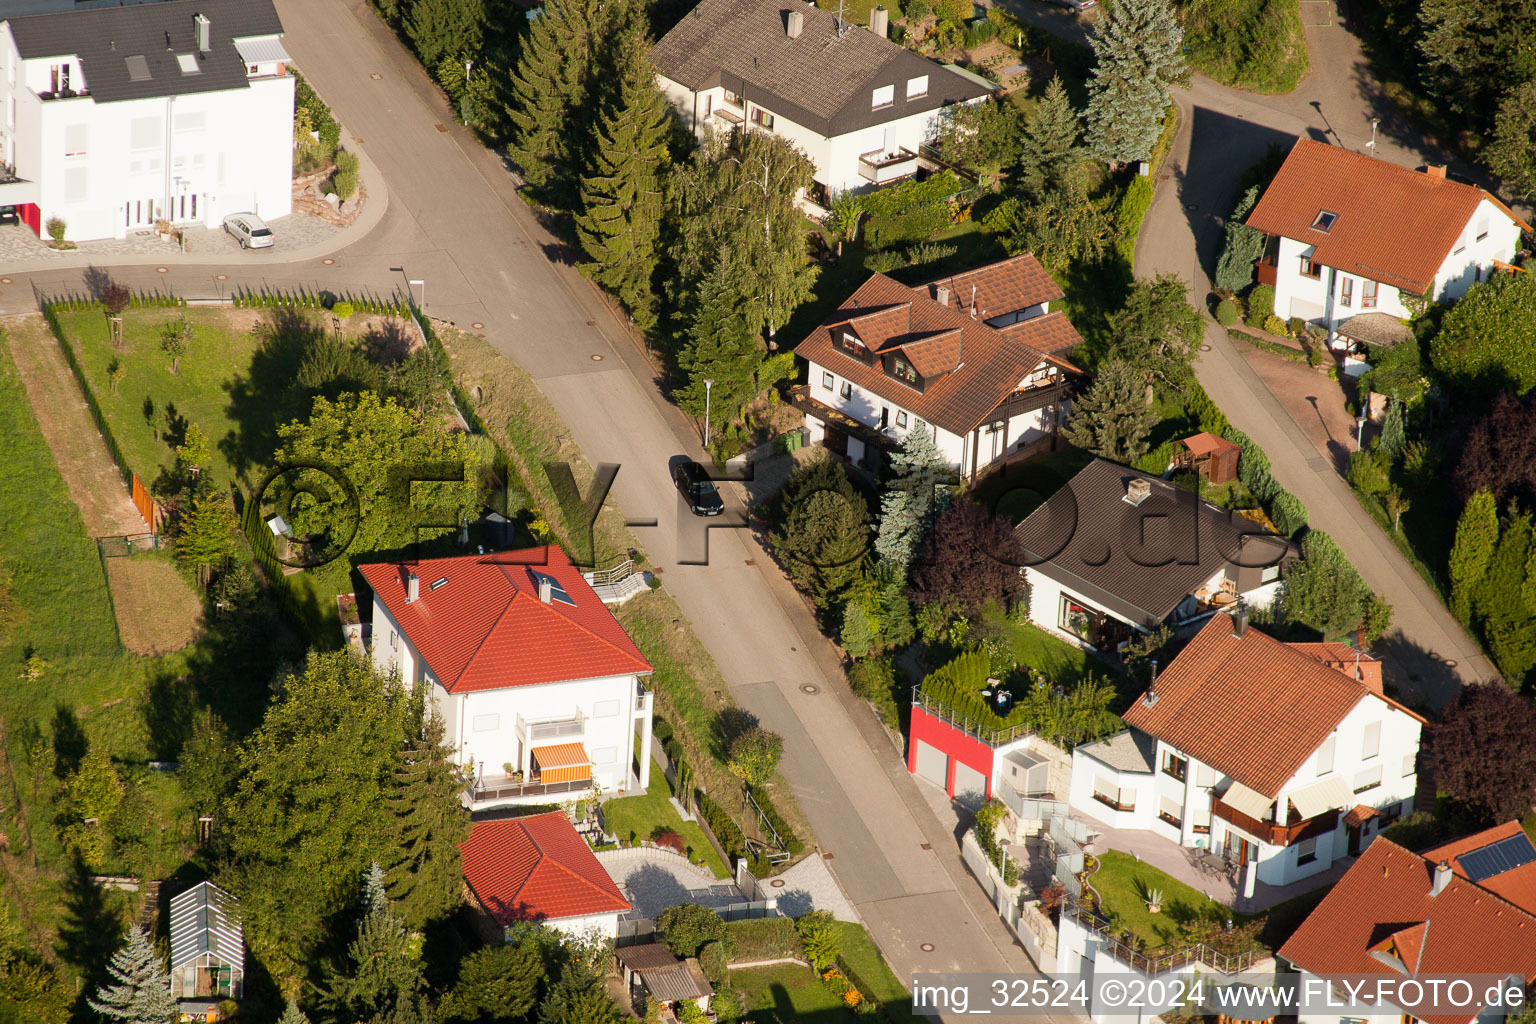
[0,206,18,226]
[673,460,724,517]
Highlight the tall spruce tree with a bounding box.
[406,0,484,71]
[1214,186,1266,295]
[874,428,953,570]
[538,959,622,1024]
[1450,490,1500,625]
[88,927,178,1024]
[669,128,818,340]
[675,271,762,434]
[322,869,424,1024]
[384,710,470,931]
[575,33,672,329]
[1018,75,1081,197]
[1063,360,1156,462]
[1083,0,1185,165]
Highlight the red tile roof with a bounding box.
[1289,640,1384,694]
[793,257,1084,437]
[920,254,1064,319]
[358,546,652,693]
[460,812,631,924]
[1123,615,1417,797]
[1279,835,1536,1023]
[1343,803,1380,829]
[1246,138,1532,296]
[1424,820,1536,911]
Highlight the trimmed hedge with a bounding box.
[697,792,746,859]
[723,918,800,962]
[747,784,804,855]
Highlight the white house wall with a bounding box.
[0,27,293,241]
[1068,747,1154,831]
[1431,197,1523,300]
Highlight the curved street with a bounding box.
[0,0,1497,988]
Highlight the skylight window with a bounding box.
[125,55,151,82]
[429,576,449,591]
[176,53,201,75]
[1312,210,1338,232]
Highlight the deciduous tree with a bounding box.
[178,707,239,823]
[88,927,177,1024]
[177,492,237,587]
[931,98,1027,178]
[160,315,193,375]
[1083,0,1185,165]
[1456,392,1536,509]
[990,169,1113,273]
[1063,360,1155,462]
[1429,681,1536,824]
[1429,273,1536,397]
[1279,530,1384,639]
[1106,274,1205,399]
[908,497,1025,615]
[575,34,672,329]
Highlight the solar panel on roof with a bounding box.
[1458,833,1536,883]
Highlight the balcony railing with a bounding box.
[912,687,1032,748]
[517,710,585,743]
[1062,896,1258,975]
[858,148,918,184]
[1213,797,1339,848]
[468,775,592,803]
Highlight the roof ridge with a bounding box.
[442,568,521,692]
[1416,846,1536,923]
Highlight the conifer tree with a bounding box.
[539,959,622,1024]
[406,0,484,71]
[1019,75,1081,197]
[576,33,672,330]
[1063,360,1156,462]
[1083,0,1185,165]
[874,428,954,570]
[384,711,470,931]
[277,1001,311,1024]
[177,492,237,587]
[88,927,178,1024]
[1450,490,1499,625]
[675,271,762,435]
[322,869,424,1024]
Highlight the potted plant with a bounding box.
[1144,886,1164,914]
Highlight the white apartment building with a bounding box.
[358,547,655,810]
[790,254,1084,478]
[652,0,991,195]
[1071,611,1424,891]
[1247,138,1530,360]
[0,0,293,241]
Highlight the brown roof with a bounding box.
[651,0,989,139]
[1246,138,1532,296]
[1424,821,1536,911]
[617,943,683,972]
[1334,311,1414,348]
[1123,615,1393,797]
[1179,432,1238,457]
[1279,837,1536,1022]
[794,258,1084,436]
[921,254,1064,319]
[1342,803,1380,829]
[1014,460,1294,627]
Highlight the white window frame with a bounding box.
[906,75,928,98]
[896,410,908,428]
[871,84,894,109]
[839,381,852,400]
[821,371,834,391]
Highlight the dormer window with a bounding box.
[891,356,919,385]
[906,75,928,98]
[1312,210,1337,232]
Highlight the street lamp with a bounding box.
[702,378,715,446]
[409,278,425,310]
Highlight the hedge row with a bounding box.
[233,286,408,316]
[1223,426,1309,538]
[747,784,804,856]
[45,291,184,313]
[39,300,132,488]
[723,918,800,962]
[697,792,746,860]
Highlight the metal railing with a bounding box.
[913,688,1033,748]
[468,776,592,802]
[1061,896,1258,975]
[518,710,586,742]
[587,558,635,587]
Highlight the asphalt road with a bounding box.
[1128,0,1497,706]
[3,0,1069,1003]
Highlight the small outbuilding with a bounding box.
[616,943,713,1017]
[169,881,244,1021]
[1174,432,1240,485]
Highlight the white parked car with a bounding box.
[223,212,274,249]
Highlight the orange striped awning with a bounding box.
[533,743,591,784]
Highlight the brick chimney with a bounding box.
[1425,164,1447,179]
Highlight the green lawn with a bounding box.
[600,764,731,878]
[836,923,914,1020]
[733,963,853,1022]
[979,605,1097,687]
[1090,850,1231,951]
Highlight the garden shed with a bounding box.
[169,881,244,1018]
[1173,433,1239,485]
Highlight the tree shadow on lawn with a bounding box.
[56,856,127,1023]
[220,309,323,487]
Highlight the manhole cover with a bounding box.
[770,879,786,888]
[370,73,382,80]
[921,843,932,851]
[590,353,604,361]
[471,321,485,329]
[1200,344,1212,351]
[435,123,448,133]
[215,274,227,281]
[920,943,935,952]
[801,684,819,695]
[155,266,168,273]
[322,258,335,265]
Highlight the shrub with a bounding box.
[102,283,131,315]
[864,249,905,273]
[658,903,726,958]
[1247,283,1276,321]
[698,941,729,984]
[727,727,784,786]
[795,911,842,971]
[866,204,950,248]
[331,301,355,318]
[654,719,675,745]
[1287,315,1305,337]
[335,148,361,176]
[1215,298,1238,326]
[696,792,746,859]
[1262,314,1287,336]
[904,241,958,267]
[664,736,685,763]
[45,217,66,242]
[653,829,687,854]
[331,168,359,201]
[1269,490,1308,538]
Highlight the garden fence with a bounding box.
[131,473,160,532]
[98,533,161,558]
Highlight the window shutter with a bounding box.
[1316,734,1335,774]
[1196,764,1216,787]
[1160,795,1182,819]
[1118,786,1137,809]
[1362,721,1381,760]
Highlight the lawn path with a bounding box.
[3,314,145,537]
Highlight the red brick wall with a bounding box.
[908,705,995,799]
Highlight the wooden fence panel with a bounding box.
[131,474,158,533]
